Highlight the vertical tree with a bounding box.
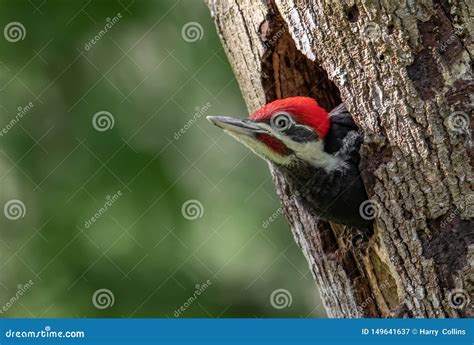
[207,0,473,317]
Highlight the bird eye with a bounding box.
[270,112,293,132]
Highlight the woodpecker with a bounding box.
[207,96,372,235]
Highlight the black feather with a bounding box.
[274,103,373,235]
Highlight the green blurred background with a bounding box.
[0,0,325,317]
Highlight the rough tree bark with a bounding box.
[207,0,473,318]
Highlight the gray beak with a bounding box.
[206,116,263,136]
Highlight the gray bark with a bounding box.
[207,0,473,318]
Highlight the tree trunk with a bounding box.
[207,0,473,318]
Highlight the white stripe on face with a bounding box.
[223,129,295,166]
[255,122,344,170]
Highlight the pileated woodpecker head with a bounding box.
[207,97,340,170]
[208,96,372,233]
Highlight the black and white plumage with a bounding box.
[207,97,372,236]
[276,104,371,233]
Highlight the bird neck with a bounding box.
[273,160,326,196]
[285,140,344,171]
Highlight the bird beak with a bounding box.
[206,116,263,136]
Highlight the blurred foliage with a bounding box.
[0,0,325,317]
